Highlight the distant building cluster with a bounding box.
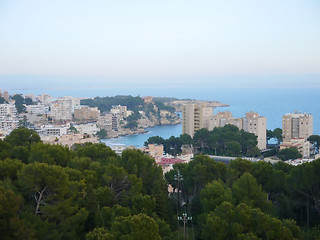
[0,90,156,147]
[182,104,267,150]
[182,103,316,160]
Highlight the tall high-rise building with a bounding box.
[182,104,212,137]
[282,113,313,140]
[242,112,267,150]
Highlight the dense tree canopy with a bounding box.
[0,97,7,104]
[0,128,173,240]
[81,95,145,112]
[278,147,302,161]
[1,127,320,239]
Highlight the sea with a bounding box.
[9,86,320,148]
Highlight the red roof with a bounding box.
[157,157,185,166]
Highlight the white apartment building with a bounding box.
[0,104,17,117]
[51,99,73,121]
[26,104,49,115]
[73,123,99,135]
[36,125,69,136]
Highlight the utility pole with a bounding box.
[174,170,183,212]
[178,213,192,240]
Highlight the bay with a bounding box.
[101,87,320,147]
[101,123,182,148]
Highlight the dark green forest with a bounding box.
[80,95,175,114]
[1,128,320,239]
[145,125,261,157]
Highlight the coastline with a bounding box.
[100,123,183,148]
[100,121,182,140]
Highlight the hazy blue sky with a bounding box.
[0,0,319,89]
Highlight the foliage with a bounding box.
[124,111,140,129]
[146,125,259,156]
[154,101,175,113]
[111,214,161,239]
[0,96,7,104]
[308,135,320,154]
[12,94,33,113]
[81,95,145,112]
[2,128,320,239]
[278,147,302,160]
[267,128,283,144]
[96,129,107,139]
[5,127,41,147]
[24,97,34,105]
[144,136,165,146]
[85,227,114,240]
[201,202,302,240]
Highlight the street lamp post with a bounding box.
[178,213,192,240]
[174,170,183,211]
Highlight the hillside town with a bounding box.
[0,90,180,146]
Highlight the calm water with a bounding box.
[101,123,182,148]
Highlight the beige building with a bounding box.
[0,117,19,131]
[242,112,267,150]
[42,134,98,148]
[110,105,127,119]
[0,90,10,102]
[97,114,114,131]
[142,96,153,103]
[141,144,164,158]
[282,113,313,141]
[280,138,311,158]
[74,106,100,120]
[206,111,243,130]
[182,104,213,137]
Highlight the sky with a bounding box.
[0,0,319,90]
